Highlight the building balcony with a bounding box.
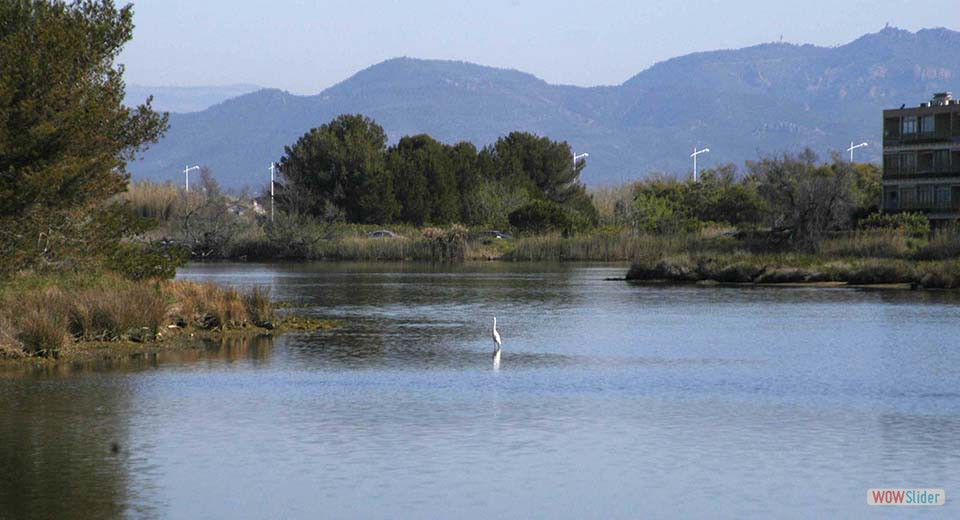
[884,131,960,146]
[884,200,958,213]
[882,168,960,180]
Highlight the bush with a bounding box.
[509,200,590,235]
[106,241,189,280]
[419,225,468,262]
[820,231,911,259]
[915,225,960,261]
[836,260,915,285]
[860,212,930,238]
[917,262,960,288]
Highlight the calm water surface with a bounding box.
[2,262,960,518]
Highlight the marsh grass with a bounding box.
[820,231,912,259]
[0,274,277,357]
[117,181,205,223]
[505,230,739,262]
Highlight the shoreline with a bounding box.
[0,316,339,365]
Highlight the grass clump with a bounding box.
[0,275,280,358]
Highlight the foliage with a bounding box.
[859,212,930,238]
[106,241,189,281]
[748,150,856,251]
[420,225,468,262]
[389,134,460,225]
[508,200,589,235]
[851,163,882,219]
[0,0,168,275]
[277,117,598,227]
[277,114,397,223]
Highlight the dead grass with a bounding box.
[0,276,277,357]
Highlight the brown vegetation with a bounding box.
[0,275,280,358]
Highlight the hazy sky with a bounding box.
[120,0,960,94]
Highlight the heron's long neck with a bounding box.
[493,318,496,330]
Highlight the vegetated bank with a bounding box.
[0,272,336,362]
[0,2,334,362]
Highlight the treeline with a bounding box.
[608,150,883,251]
[275,114,596,230]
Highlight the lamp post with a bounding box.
[268,162,276,222]
[847,141,868,163]
[183,165,200,192]
[573,152,589,172]
[690,147,710,182]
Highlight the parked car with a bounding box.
[367,229,399,238]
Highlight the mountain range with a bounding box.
[127,26,960,188]
[125,83,261,114]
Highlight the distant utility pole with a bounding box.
[268,162,277,222]
[690,147,710,182]
[847,141,868,163]
[573,151,589,172]
[183,164,200,192]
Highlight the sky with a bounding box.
[119,0,960,94]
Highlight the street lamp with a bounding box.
[690,147,710,182]
[847,141,868,163]
[573,151,589,172]
[183,164,200,192]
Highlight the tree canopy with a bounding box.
[0,0,168,272]
[277,118,598,228]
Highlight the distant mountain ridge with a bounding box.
[125,83,261,113]
[128,27,960,188]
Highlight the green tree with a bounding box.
[0,0,168,273]
[483,132,596,222]
[748,150,856,250]
[277,114,398,223]
[389,134,460,225]
[852,163,882,219]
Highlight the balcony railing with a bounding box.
[887,130,957,144]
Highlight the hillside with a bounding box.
[125,83,261,113]
[128,27,960,188]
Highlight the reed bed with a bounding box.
[625,252,960,288]
[0,275,275,357]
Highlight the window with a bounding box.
[936,187,952,209]
[921,115,935,133]
[900,188,917,209]
[884,154,899,175]
[902,117,918,134]
[884,118,901,139]
[933,150,950,172]
[918,152,934,172]
[900,152,917,173]
[918,186,934,207]
[886,190,898,210]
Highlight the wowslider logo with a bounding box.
[868,489,945,506]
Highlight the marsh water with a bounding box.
[2,262,960,518]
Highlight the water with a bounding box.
[2,262,960,518]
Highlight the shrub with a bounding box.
[917,262,960,289]
[106,241,189,280]
[860,212,930,238]
[915,225,960,261]
[509,200,590,235]
[15,289,71,354]
[820,231,910,259]
[839,260,915,285]
[243,286,274,326]
[419,225,467,262]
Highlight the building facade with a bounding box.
[883,92,960,223]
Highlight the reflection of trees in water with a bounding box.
[0,376,133,519]
[0,334,274,518]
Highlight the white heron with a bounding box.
[492,317,502,367]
